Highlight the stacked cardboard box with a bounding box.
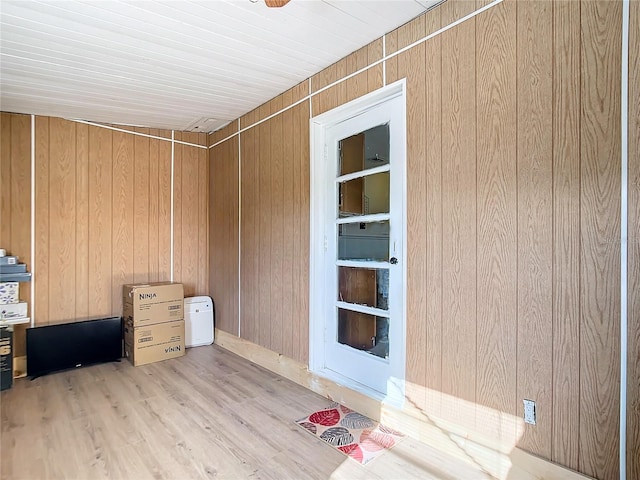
[123,282,185,366]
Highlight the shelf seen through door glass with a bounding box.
[338,221,389,262]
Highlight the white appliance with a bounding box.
[184,296,214,348]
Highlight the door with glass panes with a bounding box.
[322,94,404,396]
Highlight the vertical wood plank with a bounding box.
[75,123,89,319]
[34,117,50,325]
[397,13,428,411]
[210,138,238,335]
[158,136,172,281]
[148,129,160,283]
[8,114,31,356]
[440,0,477,424]
[88,125,113,318]
[48,118,77,322]
[208,144,217,326]
[270,97,284,354]
[299,100,311,363]
[111,131,134,316]
[628,1,640,477]
[423,5,443,410]
[209,143,223,331]
[180,139,200,297]
[230,137,239,334]
[475,0,518,432]
[344,46,368,103]
[282,91,294,359]
[291,104,302,362]
[516,0,553,457]
[385,30,398,84]
[240,117,257,343]
[258,104,272,350]
[198,138,209,296]
[9,114,31,271]
[0,114,12,250]
[579,1,622,478]
[367,39,383,92]
[134,128,150,284]
[312,60,347,116]
[552,0,581,469]
[249,117,259,345]
[173,135,183,288]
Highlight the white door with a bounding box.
[310,83,406,403]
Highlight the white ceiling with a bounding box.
[0,0,440,133]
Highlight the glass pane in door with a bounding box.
[339,124,390,176]
[338,172,390,218]
[338,221,389,261]
[338,267,389,309]
[337,308,389,359]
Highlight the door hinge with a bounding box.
[324,144,328,162]
[323,235,328,252]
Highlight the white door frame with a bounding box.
[309,80,407,406]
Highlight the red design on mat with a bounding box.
[360,429,396,451]
[309,408,340,426]
[340,404,353,414]
[338,444,363,463]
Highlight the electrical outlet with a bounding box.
[523,399,536,425]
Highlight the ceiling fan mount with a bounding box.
[265,0,291,7]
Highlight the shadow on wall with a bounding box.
[378,379,526,480]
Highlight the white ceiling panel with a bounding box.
[0,0,442,132]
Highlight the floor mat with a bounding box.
[295,402,405,465]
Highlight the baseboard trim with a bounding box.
[214,329,592,480]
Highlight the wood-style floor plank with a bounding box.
[2,345,492,480]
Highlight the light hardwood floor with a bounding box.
[1,345,493,480]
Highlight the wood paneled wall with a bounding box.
[209,132,239,336]
[209,83,311,363]
[389,2,622,477]
[173,132,209,297]
[206,1,631,478]
[1,116,209,358]
[628,1,640,478]
[34,118,176,323]
[0,113,31,356]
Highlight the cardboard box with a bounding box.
[123,319,185,366]
[123,282,183,327]
[0,282,18,305]
[0,301,27,320]
[0,326,13,391]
